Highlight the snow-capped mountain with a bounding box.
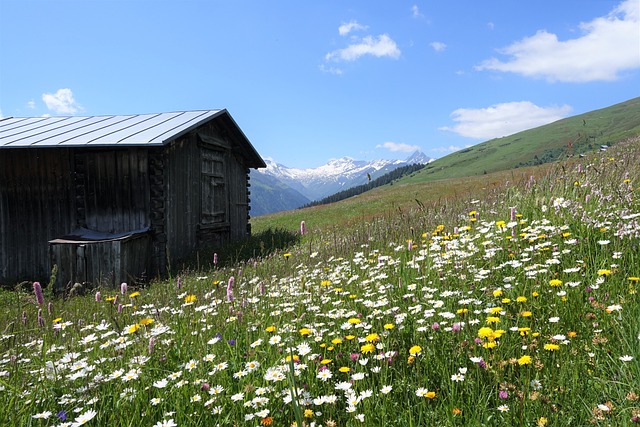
[249,151,431,216]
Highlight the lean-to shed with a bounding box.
[0,110,266,291]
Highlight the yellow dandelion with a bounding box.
[544,343,560,351]
[347,318,361,325]
[361,343,375,354]
[409,345,422,356]
[129,291,140,298]
[517,355,532,365]
[549,279,563,287]
[384,323,395,330]
[478,327,494,339]
[299,328,312,336]
[184,294,197,304]
[365,333,380,342]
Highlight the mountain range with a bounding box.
[250,151,431,216]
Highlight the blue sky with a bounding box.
[1,0,639,168]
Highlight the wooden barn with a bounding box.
[0,110,266,291]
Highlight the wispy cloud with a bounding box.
[439,101,572,140]
[42,88,81,114]
[476,0,640,82]
[325,34,401,62]
[338,20,368,36]
[430,41,447,52]
[377,141,421,153]
[411,5,423,18]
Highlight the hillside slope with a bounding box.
[406,97,640,184]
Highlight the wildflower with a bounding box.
[300,221,306,236]
[452,408,462,415]
[530,379,542,390]
[226,277,234,302]
[620,355,634,362]
[497,404,509,412]
[537,416,549,426]
[299,328,312,336]
[517,355,532,365]
[415,387,429,397]
[120,282,127,295]
[380,385,392,394]
[70,409,97,426]
[409,345,422,356]
[316,370,333,381]
[33,282,44,305]
[606,304,622,313]
[127,323,141,334]
[597,269,612,276]
[129,291,140,298]
[544,343,560,351]
[361,343,375,354]
[549,279,563,287]
[348,317,361,325]
[184,294,196,304]
[451,373,465,382]
[153,420,178,427]
[365,332,380,342]
[32,411,53,419]
[265,325,276,333]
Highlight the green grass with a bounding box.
[1,139,640,426]
[402,96,640,184]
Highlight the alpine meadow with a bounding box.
[1,101,640,426]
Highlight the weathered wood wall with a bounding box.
[80,149,150,232]
[0,149,75,283]
[50,233,151,291]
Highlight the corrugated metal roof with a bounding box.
[0,110,224,148]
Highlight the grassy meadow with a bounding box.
[1,137,640,426]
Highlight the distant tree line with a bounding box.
[301,163,427,208]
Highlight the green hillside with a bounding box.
[252,97,640,234]
[403,96,640,184]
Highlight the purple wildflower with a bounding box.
[33,282,44,305]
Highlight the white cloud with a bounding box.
[326,34,401,62]
[27,100,36,109]
[411,5,423,18]
[476,0,640,82]
[377,141,421,153]
[338,20,368,36]
[42,88,80,114]
[430,41,447,52]
[319,64,344,75]
[439,101,572,140]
